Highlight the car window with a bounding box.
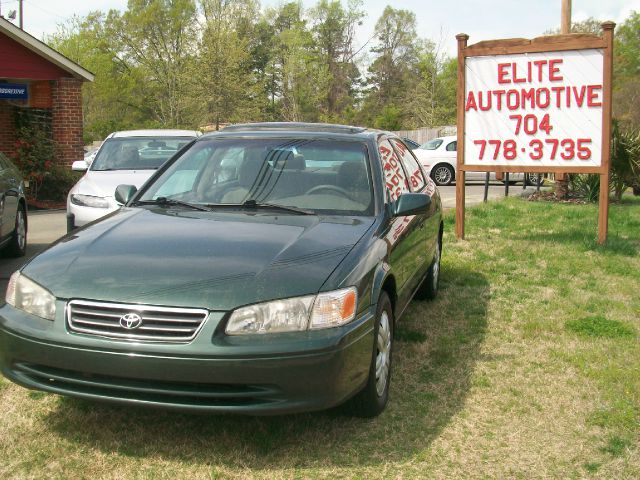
[390,139,426,192]
[419,138,443,150]
[154,147,217,198]
[378,139,410,202]
[91,137,194,171]
[140,138,374,216]
[446,141,457,152]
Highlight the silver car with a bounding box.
[67,129,200,230]
[0,152,27,257]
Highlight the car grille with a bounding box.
[66,300,209,343]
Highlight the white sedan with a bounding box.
[67,129,200,230]
[412,135,544,186]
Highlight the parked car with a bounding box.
[1,122,443,417]
[0,152,27,257]
[67,129,200,229]
[413,135,545,187]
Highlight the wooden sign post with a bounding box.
[455,22,614,244]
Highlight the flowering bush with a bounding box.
[12,125,55,200]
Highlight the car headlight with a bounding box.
[225,287,357,335]
[5,271,56,321]
[70,194,109,208]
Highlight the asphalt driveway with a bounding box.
[0,209,67,294]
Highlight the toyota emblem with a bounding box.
[119,313,143,329]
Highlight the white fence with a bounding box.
[392,126,456,144]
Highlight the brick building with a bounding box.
[0,17,93,167]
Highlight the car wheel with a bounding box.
[431,164,454,186]
[415,237,441,300]
[6,206,27,257]
[526,173,544,187]
[349,292,393,418]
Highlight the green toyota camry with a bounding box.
[0,123,443,417]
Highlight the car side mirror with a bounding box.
[115,184,137,205]
[392,193,431,217]
[72,160,88,172]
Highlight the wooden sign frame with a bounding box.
[455,22,615,244]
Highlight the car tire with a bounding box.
[431,164,454,186]
[415,237,441,301]
[6,205,27,257]
[525,173,544,187]
[349,292,393,418]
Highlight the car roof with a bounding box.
[204,122,387,141]
[431,135,457,142]
[222,122,367,134]
[107,129,201,138]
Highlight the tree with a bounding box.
[194,0,262,129]
[48,12,146,141]
[309,0,364,121]
[405,38,457,128]
[106,0,199,128]
[613,12,640,129]
[361,6,422,129]
[262,2,326,122]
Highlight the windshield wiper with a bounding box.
[135,197,211,212]
[206,199,314,215]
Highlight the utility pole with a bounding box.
[19,0,23,29]
[555,0,572,199]
[561,0,571,34]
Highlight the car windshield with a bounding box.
[419,138,443,150]
[91,137,194,171]
[139,138,374,215]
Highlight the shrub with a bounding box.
[610,120,640,201]
[568,174,600,202]
[37,166,83,202]
[12,125,55,200]
[568,120,640,201]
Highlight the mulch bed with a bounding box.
[26,198,66,210]
[526,191,589,204]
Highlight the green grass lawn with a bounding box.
[1,197,638,479]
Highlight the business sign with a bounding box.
[0,83,28,100]
[455,23,615,244]
[464,50,603,168]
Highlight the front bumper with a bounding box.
[0,303,374,414]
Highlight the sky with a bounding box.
[1,0,638,57]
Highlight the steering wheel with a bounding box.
[305,184,355,201]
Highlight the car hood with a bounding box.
[71,170,157,198]
[22,208,374,311]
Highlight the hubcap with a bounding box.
[433,242,440,285]
[375,311,392,397]
[434,166,451,185]
[16,210,25,250]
